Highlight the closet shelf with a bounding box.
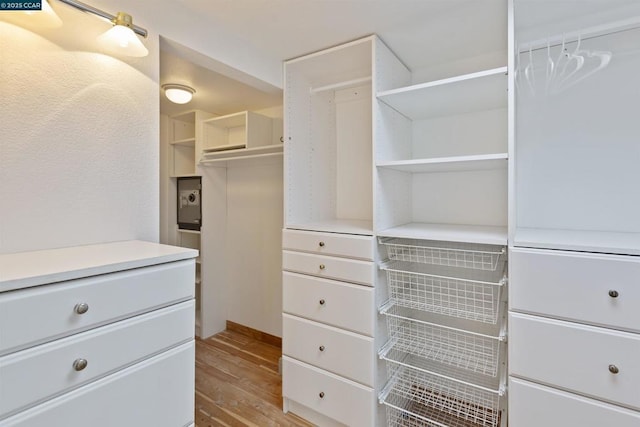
[378,223,508,246]
[170,173,200,179]
[377,153,507,173]
[169,137,196,147]
[287,219,373,235]
[377,67,507,120]
[380,303,505,377]
[380,237,506,271]
[200,144,283,165]
[514,227,640,256]
[379,363,502,427]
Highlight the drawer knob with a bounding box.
[319,392,325,399]
[73,358,88,371]
[609,364,619,374]
[319,264,326,270]
[319,345,325,352]
[319,241,325,247]
[608,290,619,298]
[319,299,325,305]
[74,303,89,315]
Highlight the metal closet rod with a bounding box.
[56,0,148,38]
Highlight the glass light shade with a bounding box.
[97,22,149,57]
[163,85,195,104]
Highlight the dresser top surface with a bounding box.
[0,240,198,293]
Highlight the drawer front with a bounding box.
[0,300,194,419]
[283,272,374,336]
[509,377,640,427]
[283,229,374,260]
[282,251,374,286]
[509,313,640,410]
[283,314,373,386]
[282,356,374,427]
[0,260,194,356]
[511,248,640,332]
[1,342,194,427]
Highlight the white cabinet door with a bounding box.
[283,314,374,386]
[1,342,195,427]
[0,301,194,419]
[509,377,640,427]
[283,272,374,336]
[0,260,194,356]
[510,248,640,332]
[510,313,640,411]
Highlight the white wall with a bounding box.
[0,10,159,254]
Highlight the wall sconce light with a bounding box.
[162,84,196,104]
[57,0,149,57]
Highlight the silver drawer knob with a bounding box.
[608,290,619,298]
[319,392,325,399]
[319,241,325,247]
[319,264,326,270]
[319,345,325,352]
[609,364,619,374]
[73,358,88,371]
[319,299,325,305]
[74,303,89,315]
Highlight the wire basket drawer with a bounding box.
[382,262,506,324]
[379,238,506,271]
[379,364,502,427]
[381,304,504,377]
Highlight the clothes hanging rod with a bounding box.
[310,76,372,94]
[57,0,148,37]
[518,15,640,53]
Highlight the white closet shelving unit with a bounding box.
[509,2,640,426]
[372,4,509,425]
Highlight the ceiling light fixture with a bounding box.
[56,0,149,57]
[162,84,196,104]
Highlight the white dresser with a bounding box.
[0,240,198,427]
[282,229,376,427]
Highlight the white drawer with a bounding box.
[511,248,640,332]
[0,260,194,356]
[0,342,194,427]
[283,314,373,386]
[283,229,374,260]
[282,356,374,427]
[283,272,374,336]
[282,251,374,286]
[509,313,640,411]
[0,300,194,419]
[509,377,640,427]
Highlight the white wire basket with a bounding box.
[380,363,502,427]
[381,303,505,377]
[381,261,506,324]
[379,238,506,271]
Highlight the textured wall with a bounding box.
[0,13,159,254]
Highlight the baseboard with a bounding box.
[226,320,282,347]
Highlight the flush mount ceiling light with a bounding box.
[162,84,196,104]
[57,0,149,57]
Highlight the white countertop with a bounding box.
[0,240,198,293]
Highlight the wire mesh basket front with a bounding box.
[380,364,501,427]
[380,238,506,271]
[383,262,505,324]
[381,304,503,377]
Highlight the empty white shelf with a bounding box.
[377,67,507,120]
[287,219,373,235]
[379,223,508,246]
[377,153,508,173]
[200,144,283,164]
[514,228,640,256]
[169,137,196,147]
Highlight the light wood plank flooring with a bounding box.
[195,330,314,427]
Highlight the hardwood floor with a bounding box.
[194,330,314,427]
